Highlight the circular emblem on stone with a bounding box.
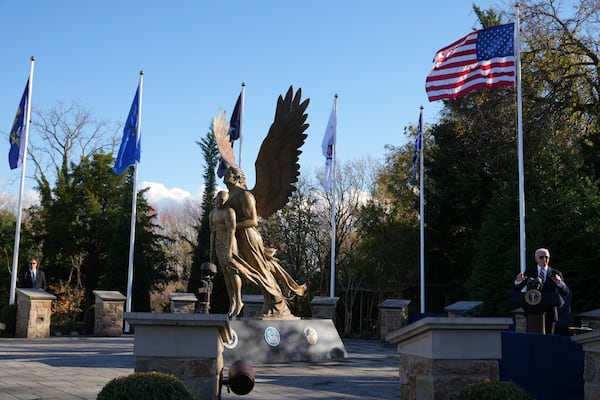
[224,328,239,349]
[303,327,318,345]
[525,289,542,306]
[264,326,280,347]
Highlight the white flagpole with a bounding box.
[418,106,425,313]
[238,82,245,169]
[329,94,338,298]
[124,71,143,333]
[9,56,35,305]
[515,5,526,273]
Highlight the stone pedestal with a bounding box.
[15,289,56,338]
[125,312,232,400]
[444,301,483,317]
[511,308,527,333]
[572,331,600,400]
[93,290,126,336]
[386,317,513,400]
[242,294,264,318]
[378,299,411,340]
[578,309,600,331]
[224,318,347,364]
[310,296,339,321]
[169,293,197,313]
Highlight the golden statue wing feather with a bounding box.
[213,110,236,173]
[252,86,309,218]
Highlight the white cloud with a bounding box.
[140,181,205,211]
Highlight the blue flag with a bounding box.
[228,92,242,141]
[412,110,422,177]
[114,84,141,175]
[8,80,30,170]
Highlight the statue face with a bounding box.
[215,191,228,207]
[224,167,245,186]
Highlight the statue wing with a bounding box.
[252,86,309,219]
[213,110,237,173]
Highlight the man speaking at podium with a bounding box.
[514,248,569,334]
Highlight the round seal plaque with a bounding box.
[303,327,318,345]
[264,326,281,347]
[525,289,542,306]
[224,328,239,349]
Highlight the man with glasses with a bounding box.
[18,259,47,290]
[514,248,569,334]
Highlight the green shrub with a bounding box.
[458,380,534,400]
[0,304,17,336]
[97,371,195,400]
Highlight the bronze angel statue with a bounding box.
[210,86,309,319]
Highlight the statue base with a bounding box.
[223,318,347,364]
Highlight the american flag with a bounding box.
[426,23,515,102]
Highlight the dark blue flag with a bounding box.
[228,92,241,141]
[114,84,141,175]
[217,91,242,177]
[8,80,30,170]
[412,111,422,177]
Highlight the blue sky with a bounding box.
[0,0,501,204]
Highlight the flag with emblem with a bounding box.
[114,84,141,174]
[8,80,30,170]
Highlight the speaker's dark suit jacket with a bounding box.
[18,269,47,290]
[515,266,569,333]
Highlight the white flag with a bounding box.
[322,103,336,191]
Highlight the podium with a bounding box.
[509,291,562,334]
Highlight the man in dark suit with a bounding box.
[514,248,569,334]
[18,259,47,290]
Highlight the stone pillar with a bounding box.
[310,296,339,322]
[242,295,264,319]
[125,312,232,400]
[578,309,600,331]
[511,307,527,333]
[444,301,483,317]
[169,293,197,313]
[386,317,513,400]
[378,299,411,340]
[15,289,56,338]
[572,331,600,400]
[93,290,126,336]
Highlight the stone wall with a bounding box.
[15,289,55,338]
[136,356,221,399]
[242,295,264,319]
[310,296,339,321]
[93,291,126,336]
[572,331,600,400]
[399,354,499,400]
[378,299,410,339]
[169,293,197,313]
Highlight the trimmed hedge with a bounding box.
[458,380,533,400]
[0,304,17,335]
[97,371,195,400]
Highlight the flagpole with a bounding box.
[515,4,526,273]
[124,71,143,333]
[418,106,425,313]
[329,94,338,298]
[238,82,245,169]
[9,56,35,305]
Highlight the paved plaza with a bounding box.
[0,335,399,400]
